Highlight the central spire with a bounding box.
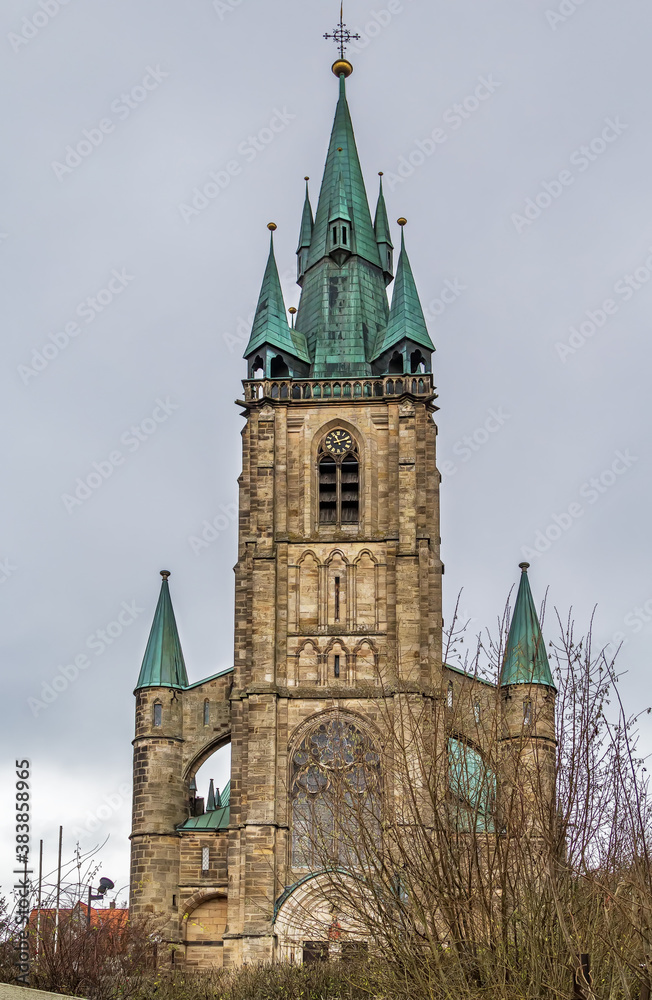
[243,42,435,381]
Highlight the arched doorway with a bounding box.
[184,893,228,969]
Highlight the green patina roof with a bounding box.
[293,74,390,376]
[178,781,230,832]
[243,231,309,362]
[296,178,313,251]
[448,738,495,832]
[136,574,188,690]
[329,171,351,223]
[306,74,381,271]
[500,565,555,689]
[373,175,393,248]
[373,227,435,359]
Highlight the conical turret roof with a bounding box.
[500,564,555,689]
[296,178,314,252]
[374,175,393,248]
[373,225,434,359]
[243,229,309,362]
[136,572,188,690]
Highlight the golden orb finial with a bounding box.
[288,306,297,315]
[332,59,353,78]
[397,217,407,227]
[160,570,171,580]
[267,222,277,231]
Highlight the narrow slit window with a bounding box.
[447,682,453,710]
[201,847,210,872]
[332,226,337,244]
[203,699,210,727]
[153,702,162,727]
[334,654,340,679]
[474,701,481,723]
[334,576,340,621]
[523,699,532,726]
[342,226,347,245]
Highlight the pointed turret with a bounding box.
[206,779,216,811]
[374,173,394,285]
[296,177,313,283]
[294,71,389,376]
[372,220,435,374]
[501,564,555,689]
[306,73,381,271]
[136,571,188,690]
[244,224,310,378]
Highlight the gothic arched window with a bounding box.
[291,716,381,868]
[318,430,359,525]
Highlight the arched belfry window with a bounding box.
[291,715,381,868]
[318,429,359,525]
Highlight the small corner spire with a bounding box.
[136,570,189,691]
[372,218,435,361]
[207,779,216,812]
[243,223,310,364]
[500,565,555,690]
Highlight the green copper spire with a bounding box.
[500,564,556,689]
[307,74,381,271]
[373,174,392,248]
[244,225,309,363]
[206,779,216,811]
[372,222,435,359]
[136,571,189,690]
[294,72,389,376]
[297,178,314,252]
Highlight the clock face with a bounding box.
[324,429,353,455]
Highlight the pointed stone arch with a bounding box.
[353,639,378,684]
[324,637,350,684]
[352,549,378,628]
[297,550,320,629]
[294,638,321,687]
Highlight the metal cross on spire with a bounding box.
[324,2,360,60]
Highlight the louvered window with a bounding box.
[318,440,359,525]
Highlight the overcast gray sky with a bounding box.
[2,0,651,905]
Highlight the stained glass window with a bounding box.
[291,716,381,867]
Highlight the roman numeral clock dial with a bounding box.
[324,429,353,455]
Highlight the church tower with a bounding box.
[230,56,441,965]
[128,37,556,971]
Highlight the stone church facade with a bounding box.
[129,56,556,969]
